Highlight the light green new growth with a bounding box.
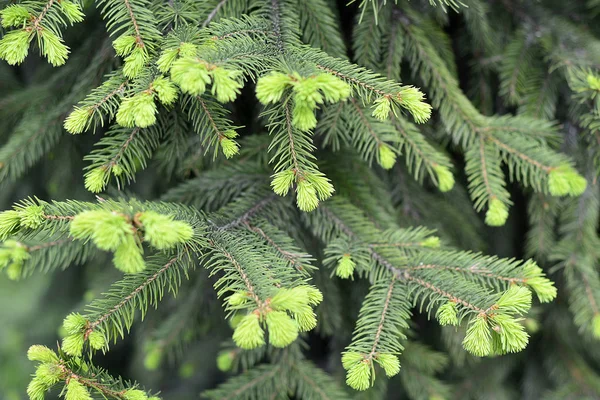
[232,313,265,349]
[433,164,455,192]
[256,71,351,132]
[70,210,145,273]
[116,92,158,128]
[170,58,211,95]
[593,315,600,339]
[70,210,133,251]
[420,236,441,248]
[547,165,588,196]
[485,198,509,227]
[266,311,299,347]
[377,144,397,170]
[66,380,92,400]
[138,211,194,249]
[84,167,109,193]
[462,315,492,357]
[0,210,22,240]
[343,354,372,391]
[64,107,93,134]
[216,350,234,372]
[27,345,59,364]
[462,286,533,357]
[523,261,559,303]
[0,240,30,281]
[152,77,178,105]
[0,30,31,65]
[436,301,458,326]
[124,389,149,400]
[374,353,400,377]
[0,5,30,28]
[336,254,356,279]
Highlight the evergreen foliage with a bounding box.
[1,0,600,399]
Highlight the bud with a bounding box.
[123,389,148,400]
[62,333,85,357]
[0,241,30,274]
[345,360,371,391]
[497,285,532,316]
[216,350,234,372]
[88,330,106,350]
[65,107,92,134]
[113,235,146,273]
[489,314,529,353]
[116,92,157,128]
[28,377,51,400]
[144,345,163,370]
[255,72,293,104]
[40,30,70,66]
[0,210,22,239]
[35,362,61,386]
[27,345,59,363]
[63,313,87,335]
[170,57,211,95]
[336,254,355,279]
[304,172,334,201]
[271,170,296,196]
[228,291,249,307]
[296,179,319,212]
[70,210,132,251]
[1,5,30,28]
[232,313,265,349]
[19,204,45,229]
[291,101,317,131]
[433,164,455,192]
[59,0,85,24]
[220,137,239,159]
[341,351,363,369]
[5,261,22,280]
[293,78,323,109]
[313,74,351,103]
[265,311,298,347]
[302,286,323,306]
[523,260,556,303]
[138,211,194,250]
[462,315,492,357]
[292,309,317,332]
[228,313,245,329]
[211,67,243,103]
[593,314,600,339]
[397,86,432,123]
[123,46,148,79]
[179,42,197,57]
[152,76,178,105]
[378,144,397,170]
[375,353,400,377]
[0,30,31,65]
[157,48,179,73]
[84,167,109,193]
[113,35,137,57]
[436,301,458,326]
[548,165,587,197]
[372,97,391,120]
[270,287,310,311]
[485,198,509,227]
[523,318,540,333]
[420,236,440,248]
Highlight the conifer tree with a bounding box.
[0,0,599,399]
